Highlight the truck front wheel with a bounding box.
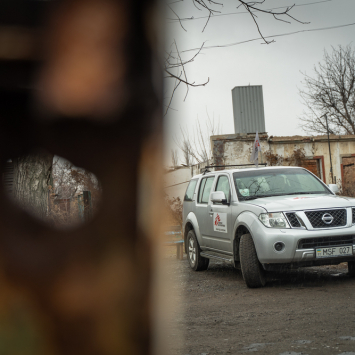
[239,233,266,288]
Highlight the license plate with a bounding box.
[316,245,353,258]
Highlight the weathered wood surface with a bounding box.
[13,152,53,220]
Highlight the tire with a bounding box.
[187,230,209,271]
[348,261,355,277]
[239,233,266,288]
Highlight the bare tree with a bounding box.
[299,45,355,135]
[171,149,179,168]
[165,0,307,113]
[236,1,307,44]
[164,40,209,114]
[12,151,53,220]
[178,139,194,166]
[175,110,221,165]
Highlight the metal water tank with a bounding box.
[231,85,266,134]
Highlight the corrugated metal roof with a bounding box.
[231,85,266,134]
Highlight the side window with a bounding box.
[197,179,207,203]
[215,175,231,203]
[199,177,215,204]
[184,179,197,201]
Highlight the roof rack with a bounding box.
[204,163,267,169]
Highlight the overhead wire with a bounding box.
[168,0,347,23]
[181,22,355,53]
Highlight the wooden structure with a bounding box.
[0,1,162,354]
[165,227,184,260]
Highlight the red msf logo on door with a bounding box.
[214,213,221,226]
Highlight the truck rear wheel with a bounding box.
[239,233,266,288]
[187,230,209,271]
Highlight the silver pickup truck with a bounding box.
[182,166,355,288]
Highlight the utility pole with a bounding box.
[324,114,334,184]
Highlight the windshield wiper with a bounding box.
[241,194,279,200]
[241,196,259,200]
[241,191,328,201]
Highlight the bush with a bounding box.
[165,196,183,231]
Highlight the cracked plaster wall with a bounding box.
[213,135,355,185]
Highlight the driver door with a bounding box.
[206,174,233,253]
[194,175,215,248]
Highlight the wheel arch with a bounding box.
[232,211,260,262]
[233,223,252,262]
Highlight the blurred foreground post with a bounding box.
[0,0,163,354]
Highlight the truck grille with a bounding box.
[285,213,301,228]
[352,208,355,224]
[305,209,347,228]
[298,235,355,249]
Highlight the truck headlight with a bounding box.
[259,213,290,229]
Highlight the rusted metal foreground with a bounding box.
[0,1,162,354]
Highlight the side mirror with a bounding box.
[328,184,339,194]
[211,191,228,204]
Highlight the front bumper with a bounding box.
[293,246,355,262]
[250,217,355,264]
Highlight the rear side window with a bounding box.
[198,176,215,204]
[184,179,198,201]
[197,179,207,203]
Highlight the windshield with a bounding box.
[233,168,330,200]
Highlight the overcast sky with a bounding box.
[163,0,355,164]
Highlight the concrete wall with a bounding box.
[164,161,212,200]
[191,161,210,177]
[164,167,192,201]
[211,133,355,185]
[268,135,355,184]
[163,134,355,201]
[211,133,268,167]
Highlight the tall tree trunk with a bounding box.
[13,152,53,220]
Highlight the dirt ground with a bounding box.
[164,250,355,355]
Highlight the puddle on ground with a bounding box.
[243,343,269,352]
[340,336,355,341]
[294,340,312,344]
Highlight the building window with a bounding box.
[300,158,322,180]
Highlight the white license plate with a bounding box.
[316,245,353,258]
